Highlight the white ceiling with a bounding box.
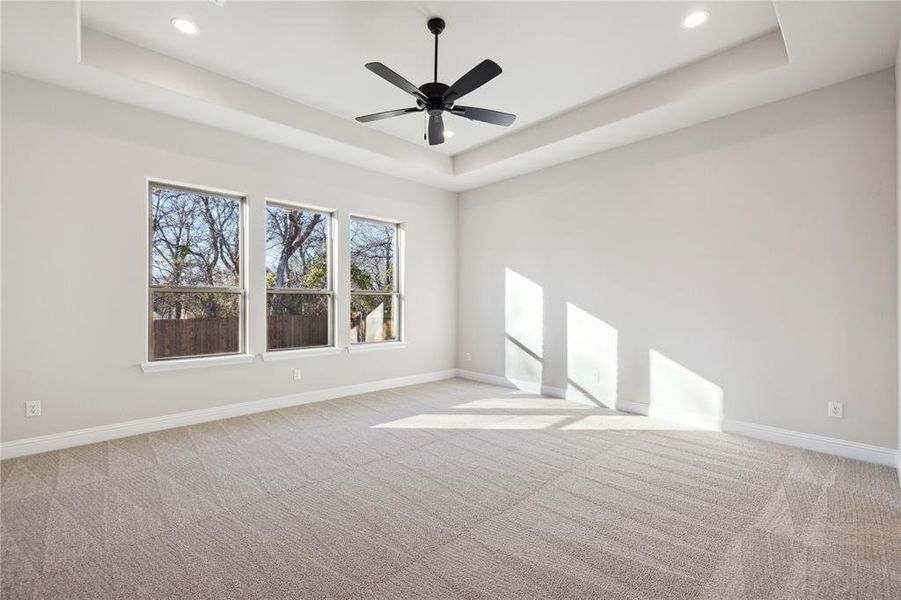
[78,1,780,155]
[2,1,900,191]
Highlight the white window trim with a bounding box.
[146,181,248,365]
[349,215,404,346]
[347,341,408,353]
[141,353,255,373]
[261,347,344,361]
[265,200,337,352]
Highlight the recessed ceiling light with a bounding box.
[682,10,710,29]
[443,130,454,138]
[171,17,199,35]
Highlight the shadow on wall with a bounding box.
[649,350,724,430]
[370,268,724,432]
[498,267,724,428]
[505,268,543,393]
[566,302,618,408]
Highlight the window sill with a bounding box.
[261,347,344,361]
[347,341,408,353]
[141,354,255,373]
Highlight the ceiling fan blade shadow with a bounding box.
[356,107,423,123]
[428,113,445,145]
[365,63,428,101]
[449,105,516,127]
[443,60,502,102]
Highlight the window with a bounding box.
[350,216,401,343]
[266,202,332,350]
[149,184,244,361]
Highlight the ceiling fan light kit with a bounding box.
[356,17,516,146]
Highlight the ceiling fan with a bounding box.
[355,17,516,146]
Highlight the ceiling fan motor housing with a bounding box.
[417,82,452,115]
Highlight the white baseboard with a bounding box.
[454,369,514,388]
[721,419,898,467]
[614,399,724,431]
[897,453,901,486]
[453,370,575,402]
[614,399,650,415]
[454,369,898,468]
[4,369,897,471]
[0,369,457,459]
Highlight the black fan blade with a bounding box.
[450,105,516,127]
[356,107,422,123]
[365,63,427,101]
[443,59,502,102]
[428,113,445,146]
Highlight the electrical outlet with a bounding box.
[25,400,41,418]
[293,369,302,381]
[465,352,471,362]
[827,401,843,418]
[592,370,601,383]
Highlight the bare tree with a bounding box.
[265,207,326,315]
[349,219,394,291]
[151,189,240,319]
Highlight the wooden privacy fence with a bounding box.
[152,317,239,359]
[152,315,329,359]
[267,313,329,349]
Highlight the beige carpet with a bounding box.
[1,378,899,599]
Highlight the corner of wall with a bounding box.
[896,29,901,486]
[453,190,464,369]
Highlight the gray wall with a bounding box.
[3,68,898,452]
[458,69,898,449]
[1,74,457,442]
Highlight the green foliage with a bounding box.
[351,263,372,290]
[304,265,326,288]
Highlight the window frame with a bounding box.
[264,200,336,352]
[147,181,247,363]
[349,214,403,345]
